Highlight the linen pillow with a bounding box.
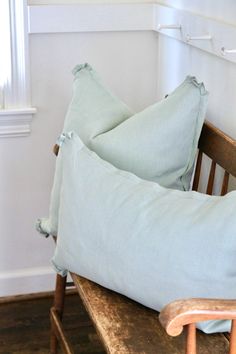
[36,64,208,236]
[36,63,133,236]
[90,76,208,189]
[64,64,208,190]
[53,132,236,334]
[63,63,133,145]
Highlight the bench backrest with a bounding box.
[192,121,236,195]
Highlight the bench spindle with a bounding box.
[230,320,236,354]
[192,151,203,192]
[206,160,216,195]
[221,170,230,196]
[50,274,69,354]
[186,323,197,354]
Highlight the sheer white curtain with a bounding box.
[0,0,11,109]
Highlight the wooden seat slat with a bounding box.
[71,273,229,354]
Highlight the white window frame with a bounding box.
[0,0,36,138]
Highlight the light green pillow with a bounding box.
[36,64,208,236]
[53,132,236,334]
[64,64,208,190]
[63,63,133,145]
[36,63,133,236]
[90,75,208,189]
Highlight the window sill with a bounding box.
[0,108,37,138]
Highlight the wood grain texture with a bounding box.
[198,121,236,178]
[0,289,75,304]
[186,324,196,354]
[192,150,202,192]
[0,294,105,354]
[229,320,236,354]
[206,160,216,194]
[71,274,229,354]
[159,298,236,336]
[221,171,230,195]
[51,307,74,354]
[51,274,68,354]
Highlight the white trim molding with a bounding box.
[6,0,30,108]
[0,266,55,297]
[28,3,236,66]
[28,3,154,33]
[0,0,36,138]
[0,108,36,138]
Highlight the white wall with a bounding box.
[2,1,236,296]
[156,0,236,191]
[29,0,236,27]
[156,1,236,133]
[0,30,158,296]
[157,0,236,26]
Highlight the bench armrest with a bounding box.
[159,298,236,336]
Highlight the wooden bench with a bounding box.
[50,121,236,354]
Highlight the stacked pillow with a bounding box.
[52,132,236,334]
[63,63,133,145]
[38,65,235,334]
[36,63,208,236]
[64,64,208,190]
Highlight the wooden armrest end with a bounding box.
[159,298,236,336]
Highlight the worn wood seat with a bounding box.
[50,121,236,354]
[70,274,230,354]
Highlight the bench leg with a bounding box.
[50,273,67,354]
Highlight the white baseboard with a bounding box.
[0,266,56,297]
